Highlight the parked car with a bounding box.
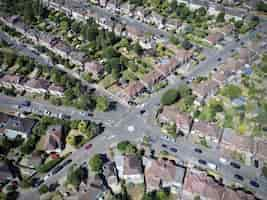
[198,159,207,165]
[160,135,175,142]
[32,178,44,188]
[140,109,146,115]
[170,147,178,153]
[219,157,227,164]
[161,144,167,148]
[234,174,244,181]
[20,100,31,107]
[250,180,259,188]
[207,162,217,170]
[85,144,93,150]
[194,148,202,153]
[230,162,241,169]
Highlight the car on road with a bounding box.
[250,180,259,188]
[198,159,207,165]
[140,109,146,115]
[217,57,222,62]
[194,148,202,154]
[85,144,93,150]
[161,144,167,148]
[219,157,227,164]
[170,147,178,153]
[32,178,44,188]
[230,162,241,169]
[234,174,244,181]
[20,100,31,107]
[207,162,217,170]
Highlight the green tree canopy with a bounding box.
[89,154,103,172]
[161,89,180,105]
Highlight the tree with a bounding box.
[89,154,103,172]
[216,12,225,23]
[170,0,178,12]
[177,84,191,97]
[133,43,143,55]
[96,96,109,112]
[156,190,169,200]
[3,50,16,67]
[67,166,86,188]
[221,84,242,99]
[256,1,267,12]
[182,40,192,50]
[102,47,120,59]
[38,184,49,194]
[117,141,137,155]
[161,89,180,105]
[71,21,81,34]
[196,7,207,16]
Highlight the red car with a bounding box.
[85,144,92,150]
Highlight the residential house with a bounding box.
[165,18,182,31]
[125,25,145,41]
[69,51,87,66]
[38,32,56,48]
[158,105,180,124]
[19,151,42,176]
[24,78,50,94]
[219,128,254,163]
[212,69,233,85]
[114,23,126,36]
[206,32,224,45]
[0,74,25,91]
[141,70,164,91]
[176,111,193,135]
[0,161,13,183]
[183,170,225,200]
[102,161,121,194]
[238,47,254,64]
[114,155,144,184]
[120,2,135,15]
[148,11,164,29]
[155,57,178,76]
[42,125,63,154]
[175,49,193,65]
[106,0,118,12]
[122,81,145,102]
[139,37,156,50]
[254,139,267,163]
[192,80,219,105]
[183,169,256,200]
[143,157,185,193]
[53,40,72,59]
[134,7,147,21]
[48,84,65,97]
[191,120,222,145]
[98,17,114,32]
[158,105,192,135]
[99,0,108,7]
[84,61,104,79]
[221,24,234,36]
[0,112,10,134]
[4,116,36,139]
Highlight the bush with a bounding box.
[39,184,49,194]
[89,154,103,172]
[221,84,242,99]
[37,157,63,173]
[161,89,180,105]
